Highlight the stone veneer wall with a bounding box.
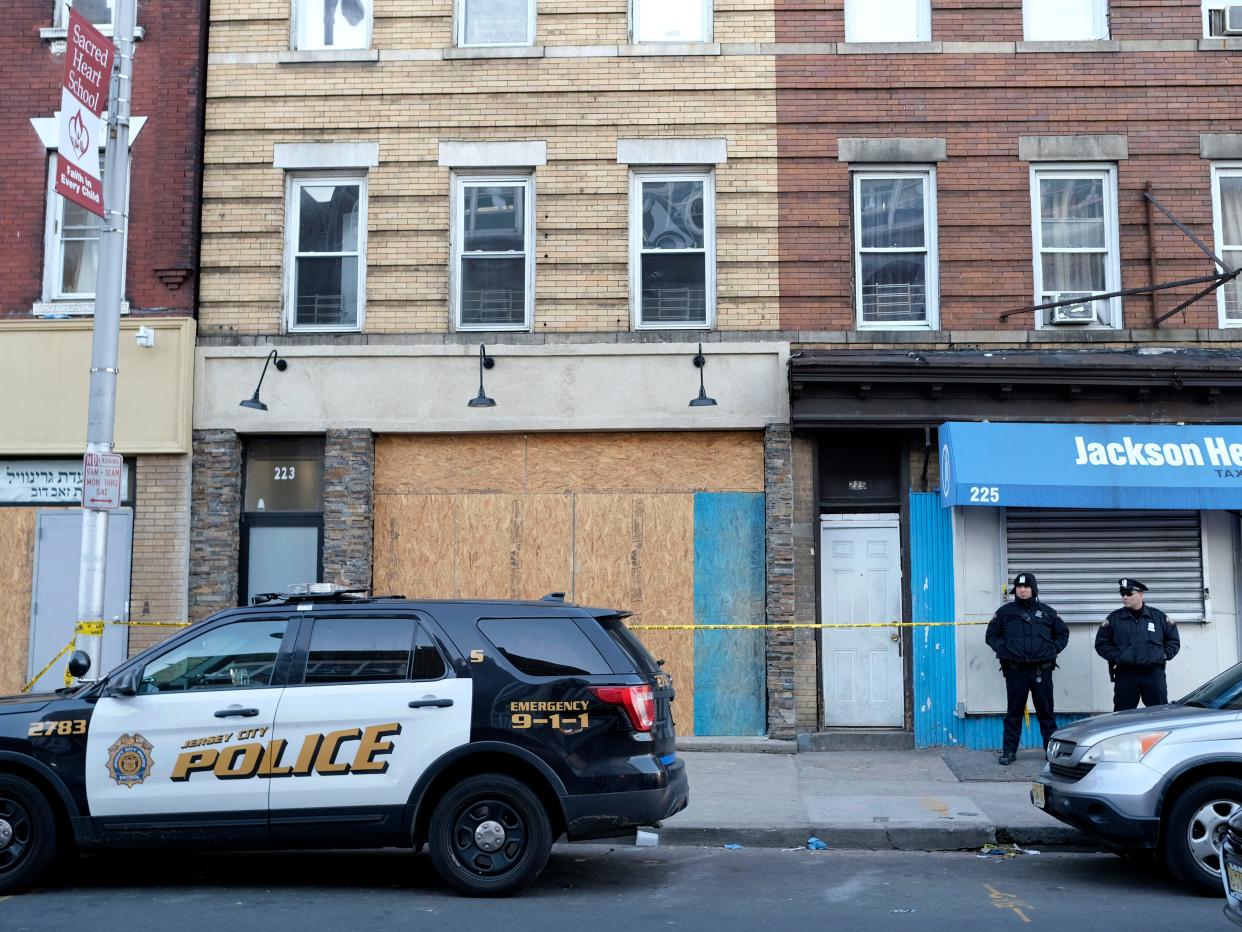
[764,423,795,738]
[128,455,191,654]
[792,435,819,731]
[188,430,241,621]
[321,429,374,591]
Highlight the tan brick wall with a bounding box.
[200,2,779,336]
[128,455,191,656]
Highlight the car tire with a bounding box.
[1162,776,1242,897]
[0,775,60,895]
[428,774,552,897]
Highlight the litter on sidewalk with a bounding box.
[977,843,1041,859]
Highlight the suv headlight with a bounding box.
[1081,731,1169,764]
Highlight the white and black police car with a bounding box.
[0,585,687,896]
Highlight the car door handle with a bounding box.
[408,698,454,709]
[214,707,260,718]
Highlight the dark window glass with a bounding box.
[598,616,659,674]
[244,436,325,513]
[140,620,288,693]
[304,618,416,684]
[413,626,447,680]
[478,618,610,677]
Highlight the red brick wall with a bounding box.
[777,2,1239,332]
[0,0,206,317]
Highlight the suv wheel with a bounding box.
[1163,776,1242,897]
[428,774,552,897]
[0,775,59,895]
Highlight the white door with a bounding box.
[86,616,292,817]
[820,514,905,727]
[268,615,472,815]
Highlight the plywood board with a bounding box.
[373,494,457,599]
[527,432,763,494]
[572,494,638,611]
[0,509,37,695]
[514,495,574,600]
[375,434,527,495]
[453,495,520,599]
[634,494,696,736]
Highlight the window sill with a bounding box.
[444,45,544,60]
[40,25,145,42]
[633,322,714,331]
[1199,37,1242,51]
[838,41,941,55]
[620,42,721,57]
[33,301,129,317]
[278,48,379,64]
[1016,40,1119,53]
[455,324,532,333]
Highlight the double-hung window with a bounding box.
[292,0,371,51]
[458,0,535,46]
[632,172,715,329]
[844,0,930,42]
[1023,0,1108,41]
[55,0,114,28]
[1212,165,1242,327]
[285,175,367,331]
[45,158,106,304]
[1030,166,1120,328]
[453,175,533,330]
[853,169,938,329]
[633,0,711,43]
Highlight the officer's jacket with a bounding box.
[1094,604,1180,669]
[985,599,1069,665]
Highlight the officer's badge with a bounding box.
[107,733,154,788]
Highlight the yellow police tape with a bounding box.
[22,619,192,694]
[629,621,987,630]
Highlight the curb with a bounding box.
[657,823,1092,851]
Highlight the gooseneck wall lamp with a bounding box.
[689,342,718,407]
[467,343,496,408]
[239,350,288,412]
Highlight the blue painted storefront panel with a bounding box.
[910,492,1082,749]
[940,421,1242,510]
[693,492,766,736]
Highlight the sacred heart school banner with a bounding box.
[55,8,114,218]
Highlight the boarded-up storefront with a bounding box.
[373,431,767,736]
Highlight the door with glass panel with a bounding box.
[241,437,325,604]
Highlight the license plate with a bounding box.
[1226,860,1242,896]
[1031,783,1046,809]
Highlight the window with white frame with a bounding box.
[845,0,930,42]
[292,0,370,51]
[285,175,366,331]
[1030,166,1121,328]
[453,175,533,330]
[632,0,711,42]
[1204,1,1242,37]
[632,172,714,328]
[55,0,114,28]
[42,156,129,310]
[853,169,938,328]
[1212,165,1242,327]
[1023,0,1108,40]
[459,0,534,46]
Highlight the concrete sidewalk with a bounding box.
[658,744,1092,851]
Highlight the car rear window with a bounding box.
[304,617,445,684]
[478,618,610,677]
[596,615,660,675]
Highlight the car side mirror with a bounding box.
[106,666,142,698]
[67,650,91,679]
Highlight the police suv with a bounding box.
[0,586,688,896]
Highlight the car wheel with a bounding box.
[0,775,59,895]
[1163,776,1242,897]
[428,774,552,897]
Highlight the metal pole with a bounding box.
[76,0,136,682]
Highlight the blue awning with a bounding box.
[940,422,1242,509]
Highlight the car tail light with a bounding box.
[589,684,655,732]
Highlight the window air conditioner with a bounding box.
[1047,295,1097,325]
[1227,5,1242,35]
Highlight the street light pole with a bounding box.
[76,0,137,682]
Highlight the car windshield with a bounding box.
[1179,662,1242,710]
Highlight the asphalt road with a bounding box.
[0,845,1225,931]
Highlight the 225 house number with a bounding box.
[273,466,296,481]
[969,486,1000,503]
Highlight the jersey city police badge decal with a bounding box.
[107,733,155,788]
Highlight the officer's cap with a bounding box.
[1118,578,1149,593]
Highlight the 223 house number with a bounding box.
[28,720,87,737]
[969,486,1001,503]
[273,466,296,480]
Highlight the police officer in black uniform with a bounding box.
[1094,577,1180,711]
[986,572,1070,766]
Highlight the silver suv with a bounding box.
[1032,663,1242,896]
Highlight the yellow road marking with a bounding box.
[985,884,1033,924]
